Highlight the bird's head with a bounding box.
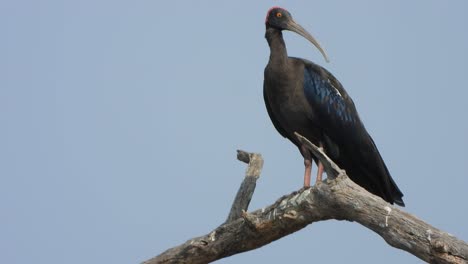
[265,7,329,62]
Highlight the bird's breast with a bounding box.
[264,65,318,140]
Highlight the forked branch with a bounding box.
[143,134,468,264]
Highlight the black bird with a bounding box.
[263,7,405,206]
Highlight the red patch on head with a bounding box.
[265,6,287,23]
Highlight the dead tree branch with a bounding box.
[225,151,263,223]
[143,134,468,264]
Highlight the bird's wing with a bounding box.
[302,62,363,139]
[301,62,404,205]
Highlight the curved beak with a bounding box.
[286,20,330,63]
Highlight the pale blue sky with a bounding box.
[1,1,467,263]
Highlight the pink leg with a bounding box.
[304,159,312,187]
[316,161,324,182]
[316,143,325,182]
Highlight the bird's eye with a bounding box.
[276,12,282,18]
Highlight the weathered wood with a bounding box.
[143,136,468,264]
[225,150,263,223]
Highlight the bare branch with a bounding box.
[143,137,468,264]
[225,150,263,223]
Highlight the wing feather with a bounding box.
[301,61,404,205]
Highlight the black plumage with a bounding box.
[263,7,405,206]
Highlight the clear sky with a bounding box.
[1,1,467,263]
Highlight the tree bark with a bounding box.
[143,134,468,264]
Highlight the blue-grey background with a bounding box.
[2,1,467,263]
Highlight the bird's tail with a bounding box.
[383,163,405,206]
[355,136,405,206]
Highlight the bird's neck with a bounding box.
[265,28,288,66]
